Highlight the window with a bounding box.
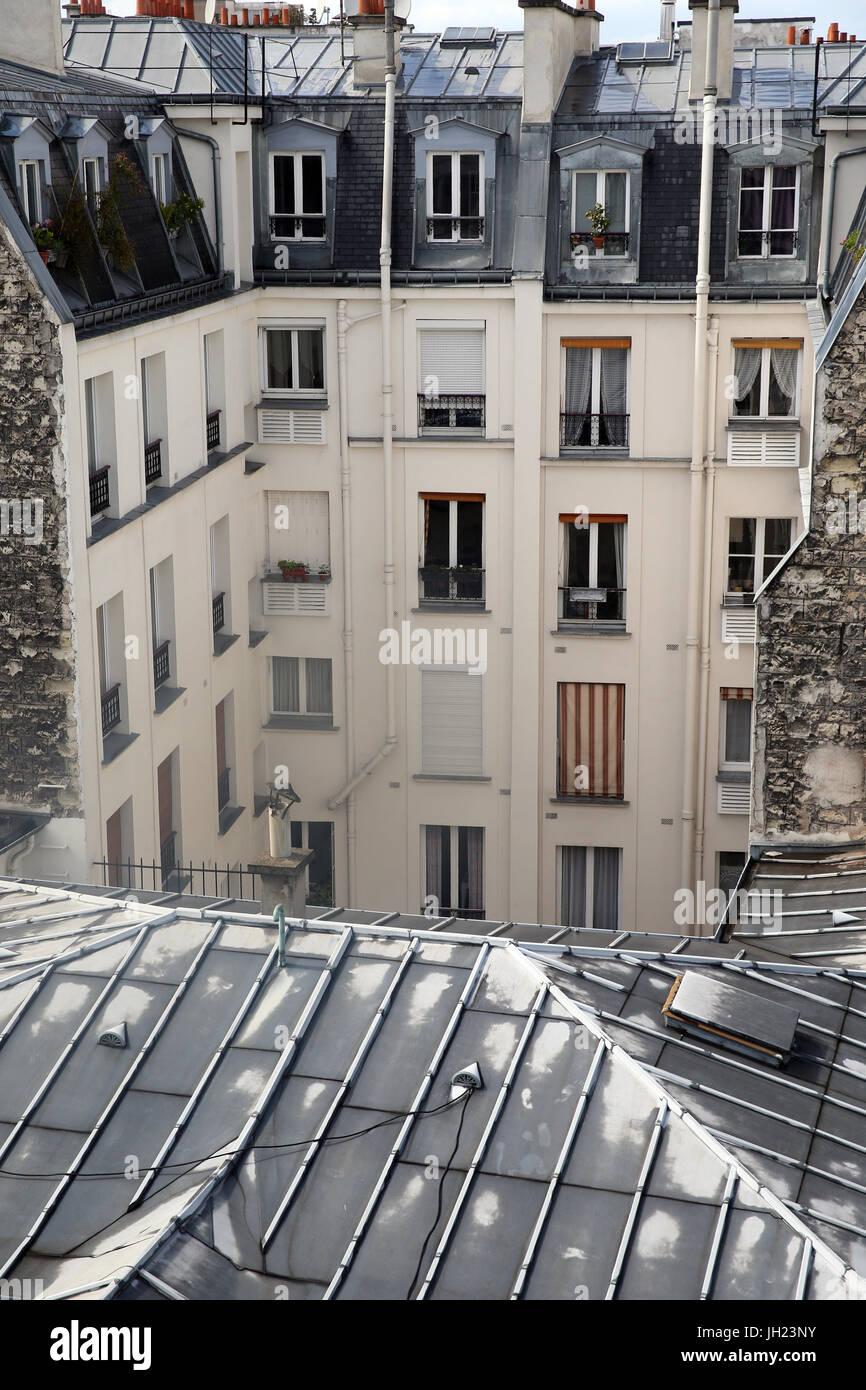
[732,343,800,418]
[141,353,167,485]
[718,850,746,896]
[270,152,326,241]
[420,494,484,603]
[82,157,101,212]
[572,170,630,256]
[561,340,629,449]
[559,514,626,624]
[204,331,225,449]
[84,374,116,517]
[290,821,335,906]
[261,325,325,396]
[420,668,484,777]
[152,152,169,206]
[726,518,792,597]
[423,825,484,919]
[738,165,798,257]
[417,324,485,433]
[19,160,41,225]
[266,491,330,571]
[84,378,100,474]
[720,688,753,770]
[272,656,333,717]
[149,557,175,694]
[557,682,625,799]
[559,846,621,931]
[426,152,483,242]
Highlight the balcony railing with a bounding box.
[426,905,486,921]
[559,585,627,624]
[217,766,231,811]
[570,231,631,256]
[153,640,170,689]
[206,409,221,450]
[101,683,121,737]
[212,592,225,634]
[269,213,326,241]
[419,565,485,604]
[144,439,162,485]
[560,413,630,450]
[426,215,484,241]
[89,466,110,517]
[737,228,799,257]
[418,394,485,432]
[160,830,177,885]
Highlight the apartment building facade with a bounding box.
[1,0,864,932]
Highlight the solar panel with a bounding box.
[440,26,496,48]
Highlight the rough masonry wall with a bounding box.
[753,289,866,842]
[0,226,80,817]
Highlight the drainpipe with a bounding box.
[174,126,223,276]
[335,298,358,902]
[681,0,719,892]
[327,0,398,838]
[694,315,720,897]
[821,146,866,301]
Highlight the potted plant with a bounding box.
[585,202,610,248]
[277,560,309,582]
[95,154,143,271]
[160,192,205,241]
[842,231,865,266]
[317,563,331,582]
[31,220,67,265]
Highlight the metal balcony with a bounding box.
[419,565,485,604]
[558,585,627,623]
[144,439,162,485]
[560,413,630,450]
[89,466,110,517]
[269,213,326,241]
[206,410,221,450]
[153,640,170,690]
[101,683,121,737]
[570,231,631,255]
[212,592,225,634]
[426,215,484,241]
[418,394,485,432]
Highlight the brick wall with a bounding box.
[0,224,80,817]
[753,288,866,842]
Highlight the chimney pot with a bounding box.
[828,22,839,42]
[220,3,229,20]
[840,31,848,42]
[786,24,796,44]
[241,6,250,22]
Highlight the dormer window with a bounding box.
[572,170,630,257]
[152,152,170,206]
[738,166,798,258]
[19,160,41,224]
[270,152,326,242]
[82,157,101,213]
[426,152,483,242]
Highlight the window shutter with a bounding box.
[558,682,625,799]
[421,669,483,776]
[418,330,484,395]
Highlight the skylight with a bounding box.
[441,26,497,48]
[616,40,675,66]
[662,971,799,1066]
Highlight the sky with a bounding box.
[82,0,864,43]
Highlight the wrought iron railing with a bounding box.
[269,213,326,241]
[101,683,121,737]
[212,592,225,634]
[418,394,485,432]
[153,640,170,689]
[92,857,259,900]
[144,439,162,485]
[570,231,631,255]
[217,766,231,811]
[737,228,799,257]
[426,215,485,241]
[419,565,485,603]
[560,412,630,449]
[558,585,627,623]
[425,905,486,921]
[206,409,221,450]
[89,466,111,516]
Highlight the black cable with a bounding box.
[404,1088,471,1300]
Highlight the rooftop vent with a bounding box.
[97,1022,128,1049]
[616,39,675,65]
[441,26,496,47]
[662,972,798,1066]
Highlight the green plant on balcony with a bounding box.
[30,219,68,265]
[585,201,611,247]
[160,192,205,238]
[95,154,144,272]
[277,559,309,581]
[842,231,866,265]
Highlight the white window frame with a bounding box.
[152,152,170,206]
[96,602,111,694]
[421,824,485,917]
[82,156,101,208]
[737,165,799,260]
[418,497,485,569]
[557,845,622,931]
[571,168,630,258]
[733,346,801,421]
[271,655,333,716]
[84,377,99,474]
[560,518,627,623]
[425,151,485,243]
[560,345,631,434]
[268,151,326,243]
[726,516,794,597]
[19,159,42,224]
[259,321,327,398]
[719,697,753,772]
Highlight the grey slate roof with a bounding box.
[729,847,866,969]
[2,877,866,1301]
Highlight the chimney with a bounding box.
[660,0,675,42]
[688,0,738,102]
[519,0,602,125]
[351,3,404,86]
[0,0,66,74]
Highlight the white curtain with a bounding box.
[613,523,625,590]
[305,658,332,715]
[770,348,797,413]
[725,699,752,762]
[564,348,593,417]
[599,348,628,444]
[560,847,587,928]
[460,827,484,916]
[734,347,762,412]
[425,825,445,907]
[272,656,299,712]
[592,848,620,931]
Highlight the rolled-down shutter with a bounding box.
[418,330,484,395]
[421,668,483,776]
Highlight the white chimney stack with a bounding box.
[660,0,676,42]
[1,0,66,77]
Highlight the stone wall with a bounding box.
[753,289,866,842]
[0,224,80,818]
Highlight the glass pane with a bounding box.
[25,163,39,221]
[272,656,299,712]
[85,379,98,472]
[733,349,762,416]
[273,155,295,214]
[425,825,450,907]
[741,166,765,189]
[772,165,797,190]
[596,523,623,620]
[300,154,323,215]
[573,172,597,229]
[763,517,792,558]
[296,330,324,391]
[457,826,484,916]
[305,657,332,714]
[456,501,483,568]
[739,182,764,230]
[459,153,480,219]
[725,699,752,763]
[423,498,449,567]
[728,557,755,593]
[307,822,334,906]
[431,154,452,215]
[729,518,756,555]
[592,847,620,931]
[567,525,590,587]
[604,172,627,232]
[266,330,293,390]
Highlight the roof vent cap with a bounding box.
[450,1061,482,1100]
[98,1022,128,1049]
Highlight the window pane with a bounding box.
[733,348,762,416]
[719,851,746,895]
[273,656,299,712]
[431,154,452,215]
[423,498,450,567]
[85,379,98,472]
[592,847,620,932]
[725,700,752,763]
[300,154,323,214]
[768,348,797,416]
[728,518,756,555]
[24,163,39,222]
[296,330,324,391]
[574,172,597,228]
[266,330,293,390]
[306,822,334,906]
[459,153,481,218]
[273,155,295,214]
[456,501,483,568]
[425,825,450,908]
[305,657,332,714]
[457,826,484,916]
[596,522,624,620]
[566,525,590,586]
[728,557,755,593]
[605,172,627,232]
[763,518,792,558]
[560,846,587,928]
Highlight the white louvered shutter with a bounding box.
[418,329,485,395]
[420,669,483,776]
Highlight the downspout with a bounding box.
[680,0,719,891]
[328,1,398,827]
[694,315,720,895]
[336,298,358,902]
[820,146,866,301]
[175,126,223,277]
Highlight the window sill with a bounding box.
[253,794,269,818]
[218,804,245,836]
[549,796,629,806]
[558,448,630,460]
[154,684,186,715]
[213,631,240,657]
[726,419,801,433]
[102,731,139,766]
[249,629,268,648]
[554,624,629,637]
[413,773,491,783]
[414,604,490,614]
[257,396,328,411]
[264,715,338,731]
